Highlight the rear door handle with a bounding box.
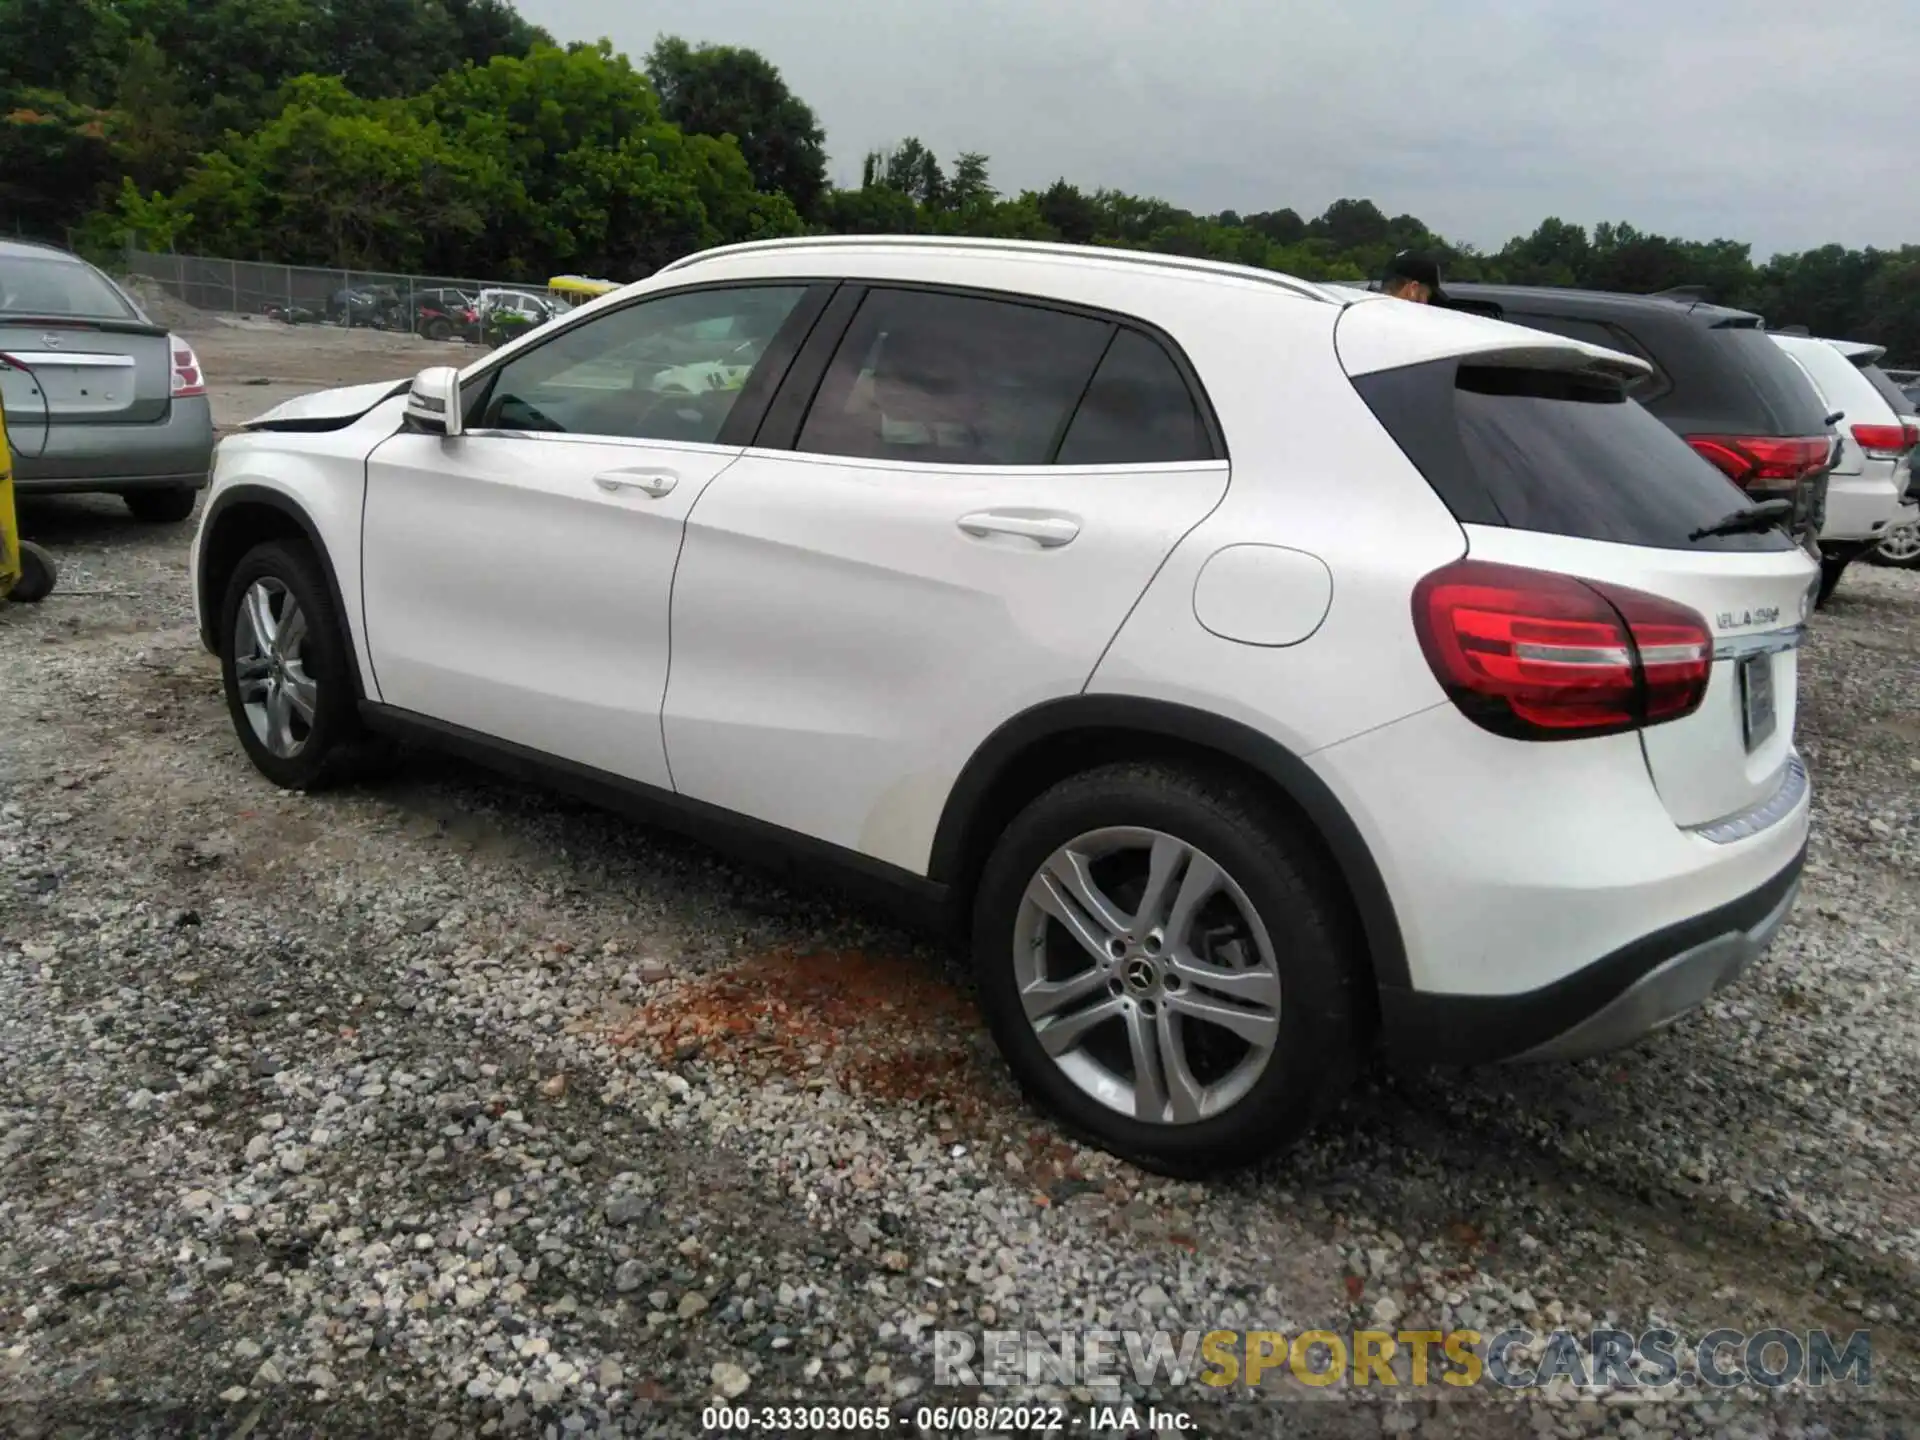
[957,511,1080,548]
[594,469,677,498]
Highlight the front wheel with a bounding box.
[219,539,368,790]
[970,762,1360,1176]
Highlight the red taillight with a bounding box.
[1412,559,1712,740]
[169,334,205,398]
[1851,423,1915,460]
[1686,434,1831,488]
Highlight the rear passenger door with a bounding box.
[660,284,1231,873]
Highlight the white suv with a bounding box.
[1768,332,1917,597]
[190,237,1817,1174]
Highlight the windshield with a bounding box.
[0,254,140,321]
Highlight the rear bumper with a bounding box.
[10,396,214,493]
[1819,468,1903,542]
[1380,838,1805,1065]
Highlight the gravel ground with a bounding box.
[2,325,1917,1437]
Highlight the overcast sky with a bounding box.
[515,0,1917,260]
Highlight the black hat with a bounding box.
[1382,250,1448,304]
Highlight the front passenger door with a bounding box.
[361,282,825,789]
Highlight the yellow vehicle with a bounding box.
[547,274,620,309]
[0,373,58,604]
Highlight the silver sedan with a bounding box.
[0,239,214,522]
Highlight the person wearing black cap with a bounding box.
[1381,250,1449,306]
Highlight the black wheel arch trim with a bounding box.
[927,694,1412,990]
[196,484,363,701]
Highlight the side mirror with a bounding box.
[405,365,463,437]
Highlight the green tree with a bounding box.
[946,152,995,212]
[645,35,828,218]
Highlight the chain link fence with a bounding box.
[119,248,562,345]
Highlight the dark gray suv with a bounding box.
[1430,284,1838,556]
[0,239,215,522]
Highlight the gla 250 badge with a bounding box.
[1716,605,1782,630]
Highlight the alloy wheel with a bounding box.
[1012,827,1282,1126]
[233,578,318,758]
[1877,518,1920,565]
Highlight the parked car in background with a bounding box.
[477,288,563,346]
[326,286,402,329]
[1766,334,1915,602]
[1433,284,1839,557]
[407,288,480,343]
[191,236,1816,1173]
[0,238,213,522]
[1849,353,1920,570]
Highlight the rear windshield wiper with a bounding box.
[1689,498,1794,542]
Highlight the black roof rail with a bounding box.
[1648,284,1712,301]
[1774,324,1811,336]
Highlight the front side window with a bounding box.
[796,288,1112,466]
[474,285,808,444]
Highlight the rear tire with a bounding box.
[218,539,372,791]
[124,487,199,524]
[8,541,57,603]
[425,318,453,342]
[970,762,1360,1177]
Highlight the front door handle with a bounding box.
[957,511,1080,548]
[594,469,677,498]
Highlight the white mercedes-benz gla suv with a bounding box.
[191,237,1817,1174]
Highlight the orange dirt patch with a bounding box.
[610,947,996,1109]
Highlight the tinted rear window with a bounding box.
[0,255,138,321]
[1858,362,1915,417]
[1706,326,1832,434]
[1353,360,1798,553]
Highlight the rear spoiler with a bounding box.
[1826,338,1887,365]
[1,314,168,339]
[1334,299,1653,385]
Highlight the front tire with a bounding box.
[124,486,198,524]
[218,540,365,790]
[970,762,1361,1176]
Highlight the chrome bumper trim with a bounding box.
[1713,624,1807,660]
[1687,754,1810,846]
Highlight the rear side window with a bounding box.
[1353,360,1797,553]
[797,288,1112,466]
[1858,362,1915,417]
[0,255,139,321]
[1055,329,1210,465]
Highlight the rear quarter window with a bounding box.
[1353,359,1798,553]
[1859,362,1915,417]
